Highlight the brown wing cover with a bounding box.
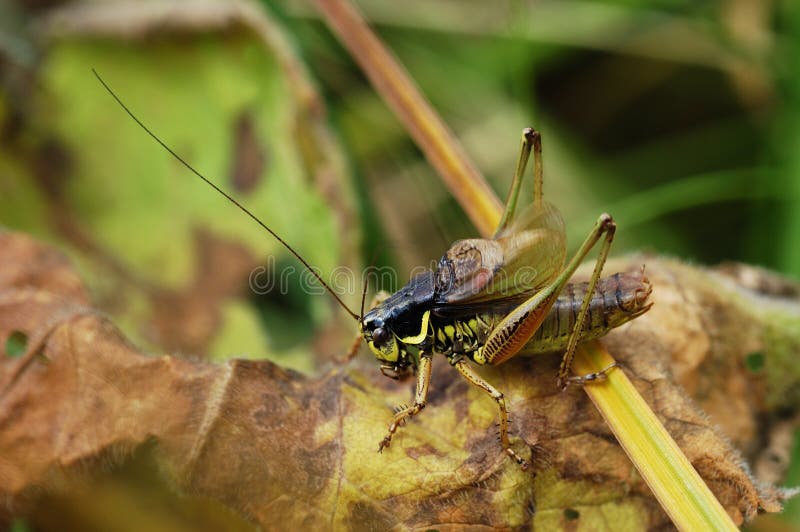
[435,201,566,303]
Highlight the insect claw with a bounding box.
[505,448,531,471]
[378,436,391,453]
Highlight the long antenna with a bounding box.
[360,272,369,321]
[93,69,360,321]
[359,245,384,320]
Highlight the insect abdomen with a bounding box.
[524,270,652,354]
[431,270,652,362]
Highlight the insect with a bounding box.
[94,71,652,471]
[357,129,651,469]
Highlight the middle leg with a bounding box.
[453,358,530,471]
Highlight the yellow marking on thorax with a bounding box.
[398,310,431,344]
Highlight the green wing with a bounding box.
[434,201,566,304]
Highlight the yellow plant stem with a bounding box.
[574,341,737,531]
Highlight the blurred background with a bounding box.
[1,0,798,530]
[278,0,795,276]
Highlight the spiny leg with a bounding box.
[378,351,432,452]
[495,128,542,237]
[556,216,616,390]
[453,359,530,471]
[343,333,364,362]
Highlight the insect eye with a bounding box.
[372,327,389,347]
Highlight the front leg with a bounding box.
[378,351,432,452]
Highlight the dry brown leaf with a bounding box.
[0,232,795,529]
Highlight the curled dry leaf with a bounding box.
[0,232,796,530]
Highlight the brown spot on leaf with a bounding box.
[405,443,445,460]
[33,137,73,200]
[230,111,266,194]
[147,227,257,355]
